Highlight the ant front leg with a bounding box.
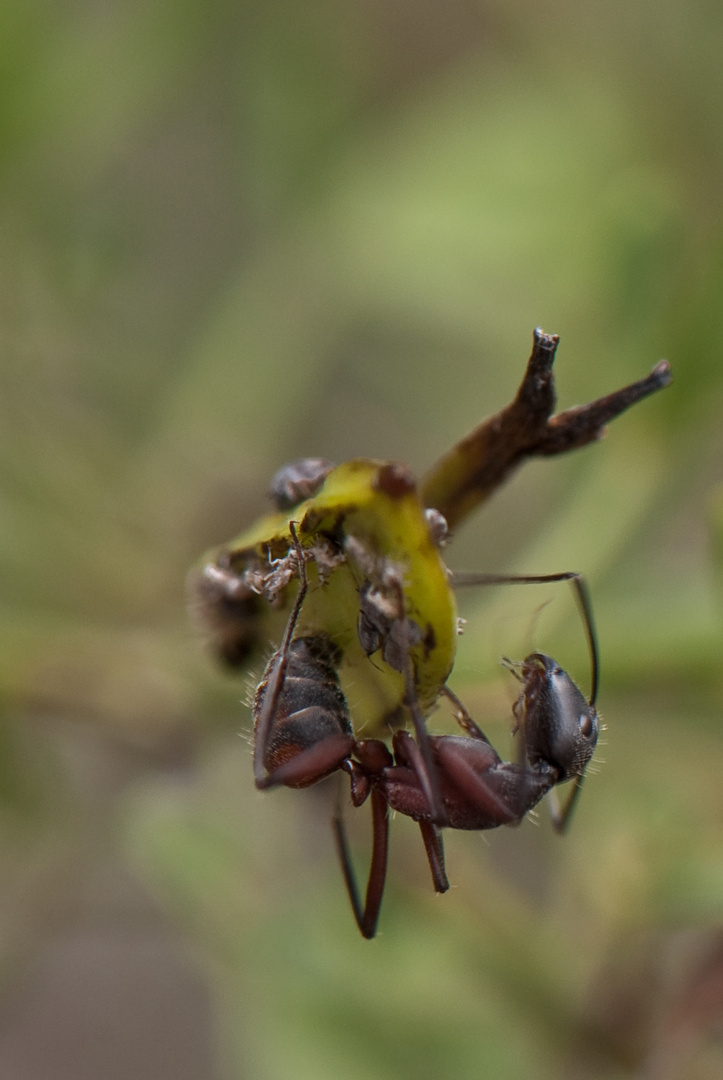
[451,570,599,705]
[441,684,494,744]
[333,740,393,939]
[546,775,586,835]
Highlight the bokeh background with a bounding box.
[1,2,722,1078]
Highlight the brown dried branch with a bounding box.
[421,328,672,530]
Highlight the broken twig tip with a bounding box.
[533,327,560,351]
[651,359,673,387]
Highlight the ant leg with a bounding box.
[256,723,355,790]
[393,729,522,832]
[434,740,520,826]
[355,734,448,896]
[568,574,599,705]
[439,685,532,828]
[452,570,582,589]
[354,565,446,825]
[440,685,493,744]
[453,570,599,707]
[436,688,524,835]
[418,821,449,894]
[390,729,445,819]
[547,775,586,834]
[395,616,447,827]
[439,687,531,829]
[333,782,389,939]
[253,522,308,788]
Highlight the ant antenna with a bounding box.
[451,569,599,707]
[568,574,598,707]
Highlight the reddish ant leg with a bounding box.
[334,740,394,939]
[417,820,449,895]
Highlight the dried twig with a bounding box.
[421,328,672,529]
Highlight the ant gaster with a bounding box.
[252,524,355,792]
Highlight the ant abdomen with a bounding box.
[254,635,355,788]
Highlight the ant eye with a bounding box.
[578,712,594,738]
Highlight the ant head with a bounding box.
[520,653,599,781]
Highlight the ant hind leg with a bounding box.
[333,780,389,939]
[418,820,449,894]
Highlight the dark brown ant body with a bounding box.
[254,634,355,789]
[335,574,599,933]
[337,643,599,930]
[252,520,600,938]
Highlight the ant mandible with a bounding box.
[334,572,600,937]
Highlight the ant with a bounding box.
[251,521,393,937]
[253,512,599,937]
[255,460,454,829]
[334,571,599,936]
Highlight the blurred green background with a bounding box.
[1,1,722,1077]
